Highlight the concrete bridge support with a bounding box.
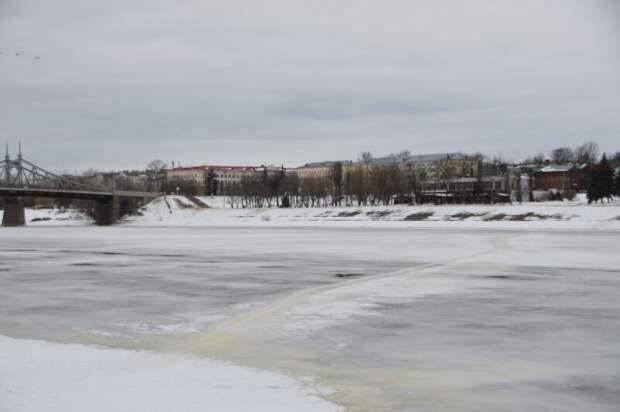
[2,197,26,226]
[94,196,119,226]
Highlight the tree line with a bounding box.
[523,141,620,167]
[151,142,620,208]
[208,153,479,208]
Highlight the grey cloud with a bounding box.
[0,0,619,171]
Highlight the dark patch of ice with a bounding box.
[403,212,433,221]
[30,217,52,222]
[335,273,364,278]
[337,210,362,217]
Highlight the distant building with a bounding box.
[294,161,354,180]
[166,166,207,188]
[166,164,286,194]
[367,152,479,179]
[126,173,148,190]
[418,176,511,204]
[208,166,260,193]
[508,173,531,203]
[88,171,148,191]
[294,153,479,181]
[532,164,580,191]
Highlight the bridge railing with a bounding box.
[2,154,114,192]
[1,150,163,198]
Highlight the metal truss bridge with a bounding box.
[0,145,160,226]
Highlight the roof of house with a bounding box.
[297,152,469,169]
[298,160,353,169]
[167,165,258,172]
[539,164,576,173]
[369,152,466,165]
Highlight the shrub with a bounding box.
[561,190,577,201]
[548,190,562,201]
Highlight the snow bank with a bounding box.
[122,195,620,231]
[0,335,340,412]
[3,195,619,230]
[0,207,91,226]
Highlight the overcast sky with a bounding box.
[1,0,619,171]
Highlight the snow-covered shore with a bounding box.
[0,335,340,412]
[2,195,619,230]
[122,195,620,231]
[0,207,91,226]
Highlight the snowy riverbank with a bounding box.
[0,335,339,412]
[125,195,620,231]
[2,195,619,230]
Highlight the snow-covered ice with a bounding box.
[1,222,619,411]
[0,335,340,412]
[5,195,620,231]
[118,195,620,231]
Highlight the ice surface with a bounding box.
[0,226,418,343]
[0,335,340,412]
[1,225,619,411]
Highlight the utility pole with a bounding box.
[16,142,23,186]
[4,143,10,186]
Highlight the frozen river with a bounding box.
[1,226,619,411]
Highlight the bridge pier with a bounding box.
[2,197,26,226]
[94,196,119,226]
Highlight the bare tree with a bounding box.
[359,151,373,168]
[551,147,574,164]
[575,141,599,164]
[369,165,392,205]
[438,160,458,191]
[610,152,620,169]
[328,162,344,206]
[301,176,328,207]
[82,168,100,177]
[285,173,300,207]
[532,153,545,164]
[147,160,167,172]
[345,165,368,206]
[398,150,411,162]
[146,160,168,192]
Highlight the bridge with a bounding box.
[0,146,160,226]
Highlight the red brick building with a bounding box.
[532,164,580,191]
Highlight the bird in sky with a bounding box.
[0,50,40,60]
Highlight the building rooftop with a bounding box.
[369,152,466,165]
[298,160,353,168]
[168,165,259,172]
[539,164,576,173]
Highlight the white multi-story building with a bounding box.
[207,166,258,193]
[166,166,207,188]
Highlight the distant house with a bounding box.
[368,152,479,180]
[532,164,580,191]
[294,161,354,180]
[418,175,511,204]
[293,152,481,181]
[166,165,254,194]
[166,164,286,195]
